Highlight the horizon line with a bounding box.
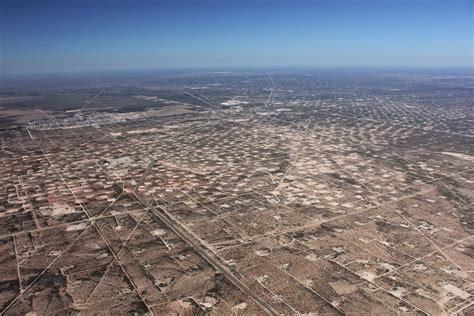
[2,64,474,77]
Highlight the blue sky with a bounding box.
[1,0,472,73]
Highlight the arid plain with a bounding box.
[0,69,473,315]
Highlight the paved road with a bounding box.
[130,191,279,315]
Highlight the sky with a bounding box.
[1,0,472,74]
